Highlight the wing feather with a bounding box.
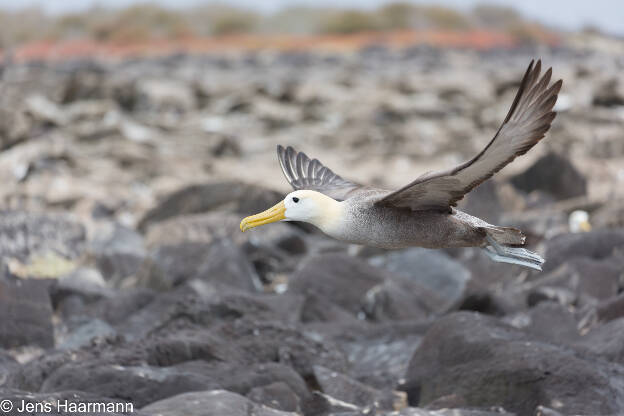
[375,59,562,212]
[276,145,370,200]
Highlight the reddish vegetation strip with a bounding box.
[0,30,560,63]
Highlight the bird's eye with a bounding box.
[292,197,299,203]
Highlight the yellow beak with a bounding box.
[240,201,286,232]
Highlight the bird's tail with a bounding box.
[482,229,543,271]
[484,225,525,246]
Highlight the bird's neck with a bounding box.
[311,196,344,236]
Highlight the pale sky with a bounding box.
[4,0,624,36]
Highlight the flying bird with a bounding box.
[240,60,562,270]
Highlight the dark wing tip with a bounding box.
[553,78,563,93]
[502,59,540,124]
[451,61,560,201]
[526,59,535,75]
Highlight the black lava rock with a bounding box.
[544,229,624,272]
[510,152,587,200]
[402,312,624,415]
[369,248,471,315]
[289,253,386,322]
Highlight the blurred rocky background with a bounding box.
[0,1,623,416]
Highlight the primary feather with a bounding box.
[277,144,367,201]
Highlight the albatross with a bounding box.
[240,60,562,271]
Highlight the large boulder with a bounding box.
[288,253,385,322]
[510,152,587,200]
[526,257,620,308]
[306,320,428,390]
[543,229,624,273]
[369,248,471,314]
[402,312,624,415]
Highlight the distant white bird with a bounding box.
[240,60,562,271]
[569,210,591,233]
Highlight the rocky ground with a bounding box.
[0,45,624,416]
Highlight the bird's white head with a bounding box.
[240,190,341,232]
[283,190,331,222]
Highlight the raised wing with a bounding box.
[277,145,367,200]
[375,59,562,212]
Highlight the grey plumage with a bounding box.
[274,60,560,271]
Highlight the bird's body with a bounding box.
[240,60,563,270]
[320,194,488,249]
